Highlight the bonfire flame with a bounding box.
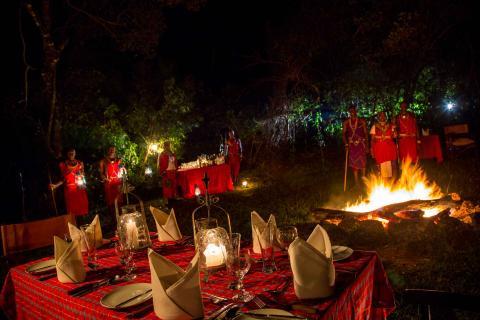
[344,159,444,217]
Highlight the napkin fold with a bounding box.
[54,236,86,283]
[150,206,183,242]
[288,225,335,299]
[68,214,104,251]
[148,249,204,320]
[251,211,281,254]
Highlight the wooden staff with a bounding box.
[343,145,349,192]
[48,170,59,215]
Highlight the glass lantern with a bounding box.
[115,192,152,250]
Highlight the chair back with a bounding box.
[1,214,74,257]
[444,124,469,135]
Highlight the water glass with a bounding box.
[228,233,253,302]
[260,220,277,274]
[80,224,98,270]
[277,226,298,251]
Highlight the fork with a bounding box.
[250,296,266,309]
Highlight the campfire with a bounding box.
[310,159,479,227]
[344,159,444,218]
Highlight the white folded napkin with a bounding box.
[68,215,104,252]
[288,225,335,299]
[251,211,281,254]
[150,206,183,242]
[54,236,86,283]
[148,249,204,320]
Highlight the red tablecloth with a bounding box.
[0,239,395,319]
[177,164,234,198]
[419,135,443,163]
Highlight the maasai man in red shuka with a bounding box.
[158,141,178,205]
[226,129,242,185]
[342,104,369,185]
[50,148,88,225]
[396,101,420,162]
[370,112,398,179]
[99,146,124,212]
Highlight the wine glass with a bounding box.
[122,244,137,281]
[277,226,298,251]
[80,224,98,270]
[229,233,253,302]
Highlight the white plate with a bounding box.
[26,259,56,274]
[100,283,152,309]
[332,246,353,262]
[233,308,294,320]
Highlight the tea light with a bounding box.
[194,185,201,196]
[203,243,227,268]
[241,180,248,188]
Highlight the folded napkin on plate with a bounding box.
[54,236,86,283]
[148,249,203,320]
[150,206,183,242]
[251,211,281,254]
[68,214,104,251]
[288,225,335,299]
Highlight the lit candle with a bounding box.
[241,180,248,188]
[126,219,139,248]
[194,185,201,196]
[145,167,153,176]
[203,243,226,268]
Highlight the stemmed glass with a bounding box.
[114,232,136,280]
[228,233,253,302]
[80,224,98,270]
[277,226,298,251]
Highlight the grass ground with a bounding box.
[2,149,480,319]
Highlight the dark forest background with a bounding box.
[2,0,480,223]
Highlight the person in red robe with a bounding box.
[370,112,398,179]
[395,101,420,163]
[99,146,124,213]
[50,148,88,225]
[342,104,369,185]
[226,129,242,185]
[158,141,178,206]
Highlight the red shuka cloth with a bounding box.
[104,159,123,206]
[345,118,368,170]
[226,138,241,181]
[397,112,418,161]
[372,123,397,164]
[59,161,88,216]
[158,152,177,199]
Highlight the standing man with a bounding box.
[342,104,369,185]
[225,129,242,185]
[99,146,124,213]
[396,101,420,163]
[370,112,398,180]
[50,148,88,225]
[158,141,177,206]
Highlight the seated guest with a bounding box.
[158,141,178,206]
[370,112,398,180]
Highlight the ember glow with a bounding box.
[344,159,444,213]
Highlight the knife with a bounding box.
[242,312,307,319]
[208,302,237,319]
[113,288,152,308]
[69,275,117,297]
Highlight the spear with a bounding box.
[48,169,59,215]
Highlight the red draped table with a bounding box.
[0,239,395,319]
[177,164,234,199]
[419,135,443,163]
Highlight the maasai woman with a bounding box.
[226,129,242,185]
[158,141,178,206]
[99,146,124,213]
[370,112,398,179]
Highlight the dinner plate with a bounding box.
[332,245,353,262]
[233,308,295,319]
[26,259,56,274]
[101,283,152,309]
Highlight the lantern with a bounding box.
[115,192,152,250]
[192,173,233,281]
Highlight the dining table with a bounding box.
[419,134,444,163]
[177,164,234,199]
[0,237,395,319]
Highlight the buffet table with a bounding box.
[177,164,234,198]
[419,135,443,163]
[0,239,395,319]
